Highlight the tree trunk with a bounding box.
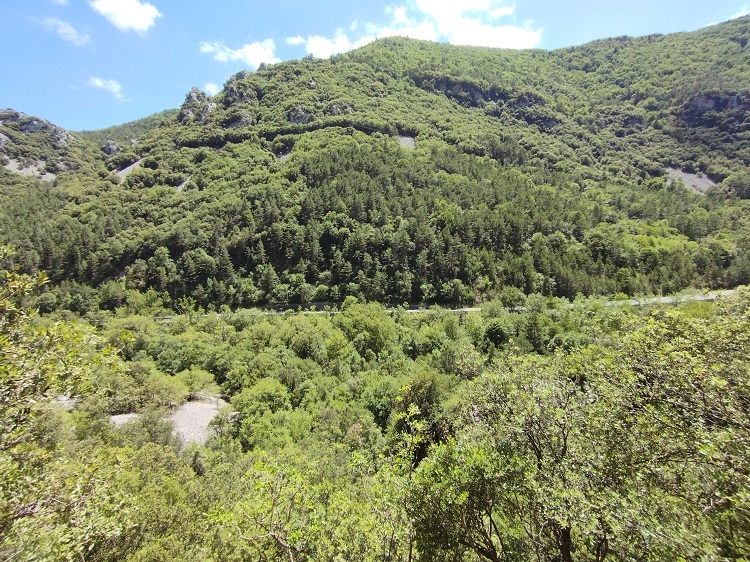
[551,521,573,562]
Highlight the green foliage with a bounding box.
[334,300,397,359]
[0,246,93,452]
[3,233,750,560]
[409,291,750,560]
[2,16,750,560]
[4,20,750,311]
[176,366,216,399]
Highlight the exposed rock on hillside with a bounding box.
[0,109,73,148]
[0,109,79,173]
[178,87,216,124]
[679,90,750,130]
[288,105,313,124]
[101,140,120,155]
[224,111,254,129]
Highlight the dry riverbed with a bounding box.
[110,396,229,446]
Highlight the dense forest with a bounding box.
[2,17,750,312]
[2,246,749,561]
[1,15,750,562]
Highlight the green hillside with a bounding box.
[75,109,179,152]
[2,18,750,562]
[2,17,750,312]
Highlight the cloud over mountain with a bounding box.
[288,1,542,58]
[199,39,280,69]
[86,76,124,100]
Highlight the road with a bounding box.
[154,289,739,322]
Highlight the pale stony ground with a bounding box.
[110,397,229,446]
[110,412,139,426]
[3,158,56,181]
[667,168,716,194]
[398,135,416,149]
[169,397,228,445]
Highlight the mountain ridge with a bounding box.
[1,17,749,312]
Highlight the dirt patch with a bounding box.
[3,158,56,181]
[666,168,716,194]
[170,397,228,445]
[109,396,229,445]
[398,135,416,149]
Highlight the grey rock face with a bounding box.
[0,109,72,147]
[325,103,354,116]
[178,87,215,124]
[102,140,120,155]
[288,105,313,124]
[225,111,254,129]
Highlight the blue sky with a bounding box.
[1,0,747,131]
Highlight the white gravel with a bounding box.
[666,168,716,194]
[4,158,56,181]
[109,396,229,445]
[398,135,416,149]
[169,397,228,445]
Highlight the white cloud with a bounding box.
[51,0,69,5]
[489,6,515,19]
[87,77,124,100]
[305,34,361,58]
[288,1,541,58]
[89,0,161,34]
[204,83,219,96]
[37,17,91,46]
[730,4,749,19]
[412,0,541,48]
[444,19,542,49]
[199,39,280,69]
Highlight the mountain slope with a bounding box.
[1,17,749,312]
[76,109,179,153]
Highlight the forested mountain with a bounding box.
[2,17,750,562]
[2,16,750,312]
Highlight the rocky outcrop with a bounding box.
[679,90,750,130]
[101,140,120,155]
[288,105,313,124]
[325,103,354,116]
[178,87,216,124]
[222,71,265,107]
[435,77,488,106]
[224,111,254,129]
[0,109,79,172]
[414,76,513,108]
[0,109,73,147]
